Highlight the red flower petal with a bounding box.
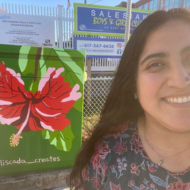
[31,67,81,131]
[110,182,121,190]
[0,62,30,125]
[91,176,102,190]
[91,140,110,169]
[82,165,90,181]
[148,165,157,172]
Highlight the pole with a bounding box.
[124,0,132,45]
[86,35,91,78]
[57,5,63,48]
[87,58,91,78]
[84,0,87,3]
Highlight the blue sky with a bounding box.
[0,0,138,9]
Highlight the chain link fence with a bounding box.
[83,77,113,139]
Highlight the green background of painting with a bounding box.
[0,44,85,176]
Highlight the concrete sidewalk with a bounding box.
[0,168,71,190]
[53,187,69,190]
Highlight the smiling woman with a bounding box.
[67,8,190,190]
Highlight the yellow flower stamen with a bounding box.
[10,134,22,147]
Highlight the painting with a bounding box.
[0,44,85,176]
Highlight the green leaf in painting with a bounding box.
[18,46,31,72]
[55,50,83,85]
[29,81,39,92]
[54,50,84,112]
[43,49,84,88]
[18,46,47,91]
[41,126,74,152]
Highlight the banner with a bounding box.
[74,37,125,58]
[74,3,152,37]
[0,13,55,47]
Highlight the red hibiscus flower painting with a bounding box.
[0,62,81,147]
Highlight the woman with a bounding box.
[67,8,190,189]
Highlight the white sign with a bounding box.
[0,13,55,47]
[74,37,125,58]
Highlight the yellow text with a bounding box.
[131,20,142,27]
[115,19,125,27]
[93,17,108,25]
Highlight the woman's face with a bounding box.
[137,20,190,132]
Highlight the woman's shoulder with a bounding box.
[103,122,137,141]
[93,122,138,157]
[85,122,140,184]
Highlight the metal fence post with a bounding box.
[87,58,92,106]
[87,58,92,78]
[179,0,184,7]
[57,5,63,49]
[157,0,161,10]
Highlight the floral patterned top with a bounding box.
[81,122,190,190]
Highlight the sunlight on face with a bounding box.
[137,20,190,132]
